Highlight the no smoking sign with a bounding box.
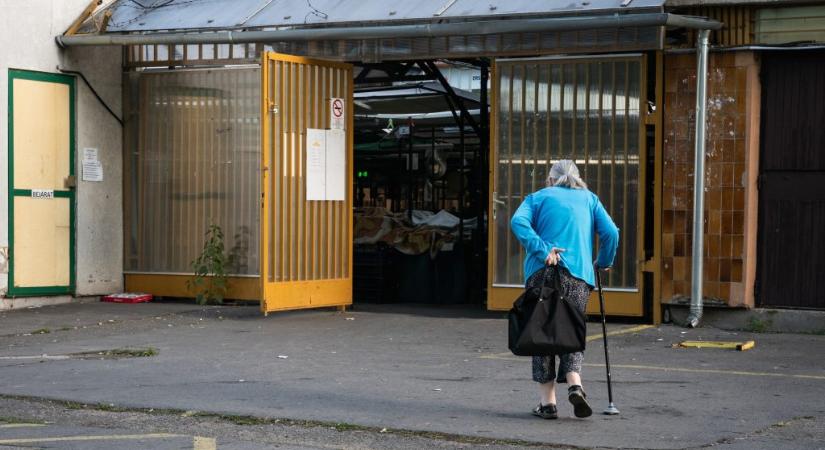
[330,97,345,130]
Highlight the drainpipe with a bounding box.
[687,29,711,328]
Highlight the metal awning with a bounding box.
[82,0,668,33]
[60,0,720,60]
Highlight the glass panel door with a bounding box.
[488,55,645,315]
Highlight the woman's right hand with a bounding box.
[545,247,565,266]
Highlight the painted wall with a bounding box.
[755,5,825,44]
[0,1,123,296]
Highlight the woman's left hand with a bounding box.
[545,247,565,266]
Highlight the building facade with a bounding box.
[662,1,825,311]
[2,0,822,319]
[1,0,123,306]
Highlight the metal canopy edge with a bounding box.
[57,13,721,47]
[91,0,667,33]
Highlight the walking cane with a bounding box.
[595,267,620,415]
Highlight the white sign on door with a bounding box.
[325,129,346,201]
[306,128,327,201]
[305,128,346,202]
[31,189,54,199]
[330,97,345,130]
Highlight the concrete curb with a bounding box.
[665,304,825,334]
[0,296,100,311]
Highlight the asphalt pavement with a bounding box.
[1,300,823,449]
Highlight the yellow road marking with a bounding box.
[0,433,180,444]
[194,436,217,450]
[0,423,45,428]
[481,351,825,380]
[582,363,825,381]
[586,324,654,343]
[678,340,756,351]
[480,324,655,360]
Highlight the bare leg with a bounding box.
[539,381,557,406]
[566,371,582,388]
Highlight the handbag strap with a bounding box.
[539,265,563,300]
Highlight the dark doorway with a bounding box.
[757,50,825,309]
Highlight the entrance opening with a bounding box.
[351,60,488,307]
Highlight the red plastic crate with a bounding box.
[101,293,153,304]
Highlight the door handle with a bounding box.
[492,191,505,220]
[64,175,77,189]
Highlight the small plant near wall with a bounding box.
[187,223,229,305]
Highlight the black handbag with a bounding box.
[508,266,587,356]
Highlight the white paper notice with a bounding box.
[325,129,346,201]
[330,98,345,130]
[81,147,103,182]
[306,128,327,200]
[83,147,99,162]
[82,161,103,182]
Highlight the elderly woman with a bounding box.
[510,160,619,420]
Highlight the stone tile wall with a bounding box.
[662,52,758,306]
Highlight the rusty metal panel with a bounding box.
[678,6,754,47]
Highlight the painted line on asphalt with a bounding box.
[194,436,217,450]
[0,433,181,444]
[480,324,655,360]
[585,324,654,342]
[0,423,45,428]
[582,363,825,381]
[0,355,71,360]
[481,350,825,381]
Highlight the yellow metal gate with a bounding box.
[260,53,354,313]
[487,55,648,316]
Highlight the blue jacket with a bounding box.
[510,186,619,287]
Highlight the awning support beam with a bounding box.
[419,61,481,136]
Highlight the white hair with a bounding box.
[546,160,588,189]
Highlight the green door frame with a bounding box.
[7,69,76,297]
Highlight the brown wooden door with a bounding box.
[757,51,825,309]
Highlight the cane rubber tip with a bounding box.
[603,404,620,415]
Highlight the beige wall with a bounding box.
[0,0,123,296]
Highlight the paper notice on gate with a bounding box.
[306,128,326,200]
[325,129,346,201]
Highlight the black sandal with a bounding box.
[532,403,558,420]
[568,385,593,418]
